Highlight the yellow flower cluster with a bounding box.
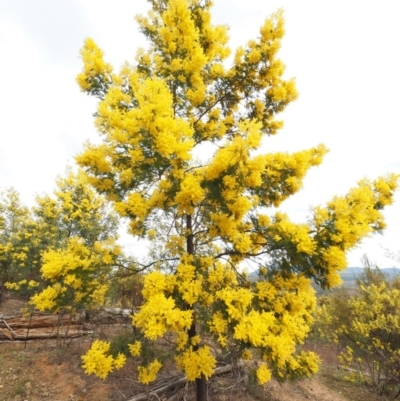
[174,173,205,214]
[5,279,39,291]
[128,341,142,357]
[241,349,253,360]
[81,340,126,380]
[141,271,176,299]
[209,311,228,347]
[176,346,216,381]
[233,310,275,346]
[137,359,163,384]
[216,288,253,321]
[30,283,66,312]
[133,293,192,340]
[256,363,272,385]
[176,261,203,306]
[30,234,119,312]
[206,260,238,291]
[76,38,113,93]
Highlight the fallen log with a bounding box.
[0,308,131,329]
[0,314,74,329]
[0,318,18,337]
[0,307,132,341]
[0,314,92,341]
[15,326,91,340]
[0,327,14,340]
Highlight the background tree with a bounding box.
[314,259,400,397]
[28,170,122,314]
[0,188,31,304]
[75,0,399,399]
[108,268,144,311]
[33,168,119,248]
[5,170,127,315]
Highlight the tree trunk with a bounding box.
[186,214,208,401]
[195,375,207,401]
[0,279,5,306]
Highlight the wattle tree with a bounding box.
[75,1,399,399]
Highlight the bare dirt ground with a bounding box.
[0,296,394,401]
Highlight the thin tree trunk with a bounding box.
[0,279,5,306]
[24,309,34,349]
[126,366,232,401]
[196,375,207,401]
[186,214,208,401]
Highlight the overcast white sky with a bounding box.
[0,0,399,267]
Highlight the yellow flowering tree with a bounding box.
[315,262,400,397]
[27,170,122,313]
[0,188,31,304]
[2,171,136,317]
[76,0,399,398]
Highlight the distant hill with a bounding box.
[248,266,400,292]
[340,266,400,285]
[314,266,400,294]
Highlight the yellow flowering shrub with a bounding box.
[75,0,399,395]
[314,263,400,395]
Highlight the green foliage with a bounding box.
[110,331,138,358]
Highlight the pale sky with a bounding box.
[0,0,399,268]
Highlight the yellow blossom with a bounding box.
[176,346,216,381]
[128,341,142,357]
[256,363,272,384]
[138,359,163,384]
[81,341,126,380]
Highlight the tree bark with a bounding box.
[186,214,208,401]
